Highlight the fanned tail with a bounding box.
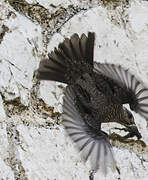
[37,32,95,84]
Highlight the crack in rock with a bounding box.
[6,122,28,180]
[0,25,9,44]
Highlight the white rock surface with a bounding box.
[0,94,15,179]
[0,1,43,105]
[0,0,148,179]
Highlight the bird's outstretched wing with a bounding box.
[94,62,148,121]
[62,86,116,174]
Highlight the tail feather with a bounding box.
[37,58,66,83]
[84,32,95,66]
[59,34,82,61]
[49,49,66,69]
[80,33,87,59]
[70,34,82,60]
[37,32,95,84]
[58,38,75,60]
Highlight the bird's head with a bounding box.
[123,107,142,139]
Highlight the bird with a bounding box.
[37,32,148,179]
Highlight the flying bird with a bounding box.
[37,32,148,179]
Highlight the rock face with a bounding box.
[0,0,148,179]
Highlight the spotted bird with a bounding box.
[37,32,148,179]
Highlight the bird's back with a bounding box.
[73,71,124,126]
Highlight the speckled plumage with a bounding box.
[37,32,148,178]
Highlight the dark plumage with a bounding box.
[37,32,148,178]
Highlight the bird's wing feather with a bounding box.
[37,32,95,84]
[62,86,116,173]
[94,62,148,121]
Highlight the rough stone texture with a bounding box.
[0,0,148,179]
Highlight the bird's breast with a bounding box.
[99,104,124,123]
